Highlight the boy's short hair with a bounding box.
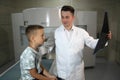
[25,25,44,41]
[61,5,75,15]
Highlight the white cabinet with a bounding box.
[12,13,26,61]
[23,8,61,27]
[48,9,61,27]
[75,11,97,37]
[75,11,97,67]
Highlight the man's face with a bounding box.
[61,11,74,28]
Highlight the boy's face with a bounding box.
[33,29,45,47]
[61,11,74,28]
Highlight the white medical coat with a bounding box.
[55,25,98,80]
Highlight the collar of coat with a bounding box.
[60,25,76,31]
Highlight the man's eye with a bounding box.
[66,16,69,19]
[61,16,64,19]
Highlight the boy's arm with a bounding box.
[40,64,57,79]
[29,68,50,80]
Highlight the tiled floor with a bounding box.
[85,58,120,80]
[0,59,53,80]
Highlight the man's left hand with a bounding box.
[107,31,112,39]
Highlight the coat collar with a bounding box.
[60,25,76,31]
[58,25,77,46]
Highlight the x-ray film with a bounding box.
[93,12,109,54]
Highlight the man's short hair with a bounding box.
[61,5,75,15]
[25,25,44,41]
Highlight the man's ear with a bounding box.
[73,15,75,21]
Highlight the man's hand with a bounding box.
[107,31,112,39]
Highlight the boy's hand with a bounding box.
[49,78,57,80]
[49,75,57,80]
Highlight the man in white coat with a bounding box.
[55,5,112,80]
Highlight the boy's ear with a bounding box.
[30,35,35,41]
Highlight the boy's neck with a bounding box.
[29,43,39,52]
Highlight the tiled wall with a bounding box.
[0,0,15,71]
[116,1,120,64]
